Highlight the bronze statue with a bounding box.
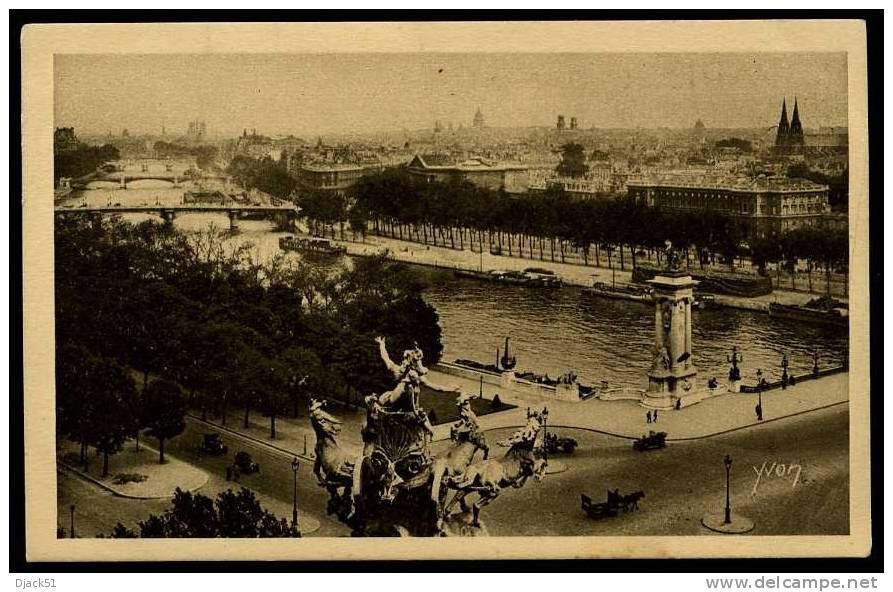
[443,408,549,528]
[727,346,743,382]
[309,398,358,521]
[663,240,683,271]
[652,345,671,372]
[430,393,490,528]
[307,335,545,536]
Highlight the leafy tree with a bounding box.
[84,355,140,476]
[118,488,298,538]
[142,379,187,464]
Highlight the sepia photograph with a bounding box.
[19,19,872,562]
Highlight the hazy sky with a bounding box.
[54,53,848,137]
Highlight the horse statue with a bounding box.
[443,408,549,528]
[309,398,358,521]
[430,393,490,526]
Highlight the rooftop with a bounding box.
[409,154,527,172]
[627,174,828,193]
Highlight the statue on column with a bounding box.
[663,240,683,272]
[727,346,743,382]
[651,344,671,372]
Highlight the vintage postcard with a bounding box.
[21,20,871,561]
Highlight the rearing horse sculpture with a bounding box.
[444,408,549,528]
[430,394,490,525]
[309,398,358,520]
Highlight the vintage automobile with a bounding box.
[542,432,578,455]
[633,431,667,451]
[233,451,260,474]
[198,433,228,456]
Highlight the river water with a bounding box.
[63,180,849,390]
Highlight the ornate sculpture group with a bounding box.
[309,336,548,536]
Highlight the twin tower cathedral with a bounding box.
[775,98,805,148]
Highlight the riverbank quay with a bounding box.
[311,232,844,313]
[425,368,849,441]
[184,368,847,457]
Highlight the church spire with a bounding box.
[775,99,790,146]
[788,97,804,146]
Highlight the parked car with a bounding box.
[633,431,667,451]
[198,433,228,456]
[542,432,578,454]
[233,451,260,474]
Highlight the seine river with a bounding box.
[63,180,849,390]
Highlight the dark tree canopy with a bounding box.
[114,488,298,538]
[142,379,187,463]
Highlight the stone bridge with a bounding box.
[54,203,298,232]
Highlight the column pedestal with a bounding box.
[643,271,699,409]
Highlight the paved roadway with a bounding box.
[59,403,848,537]
[58,416,350,537]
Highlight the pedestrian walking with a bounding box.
[653,410,659,423]
[646,410,652,424]
[675,398,681,410]
[755,403,763,421]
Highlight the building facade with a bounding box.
[407,154,529,193]
[293,163,381,196]
[627,174,831,237]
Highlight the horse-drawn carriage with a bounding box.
[581,493,619,519]
[633,431,667,451]
[581,489,646,519]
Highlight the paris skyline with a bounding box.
[54,52,848,138]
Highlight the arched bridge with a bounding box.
[54,203,299,232]
[76,170,232,189]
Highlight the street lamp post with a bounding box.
[723,455,733,525]
[755,369,763,420]
[69,504,76,539]
[781,352,789,389]
[291,456,300,533]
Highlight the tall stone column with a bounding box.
[644,271,699,409]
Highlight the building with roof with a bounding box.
[407,154,528,192]
[294,163,383,196]
[627,173,831,237]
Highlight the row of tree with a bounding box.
[55,216,444,474]
[57,342,187,475]
[345,168,846,281]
